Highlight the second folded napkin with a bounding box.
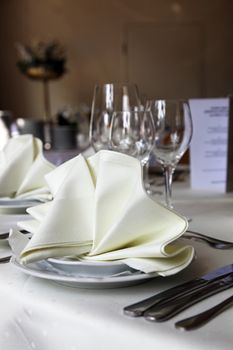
[0,134,55,201]
[17,150,194,275]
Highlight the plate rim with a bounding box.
[0,199,40,208]
[11,255,158,285]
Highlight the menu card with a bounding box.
[226,97,233,192]
[189,98,231,192]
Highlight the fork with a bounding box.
[183,230,233,249]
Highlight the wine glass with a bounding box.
[109,109,155,190]
[147,99,193,209]
[89,83,141,152]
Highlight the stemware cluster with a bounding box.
[89,83,193,210]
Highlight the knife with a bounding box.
[0,255,11,263]
[144,272,233,322]
[123,263,233,317]
[0,232,10,240]
[175,294,233,330]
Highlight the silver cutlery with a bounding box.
[175,294,233,330]
[123,263,233,317]
[144,273,233,322]
[0,232,10,240]
[0,255,11,263]
[184,230,233,249]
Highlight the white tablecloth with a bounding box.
[1,182,233,350]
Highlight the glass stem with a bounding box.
[143,161,150,189]
[141,158,152,195]
[163,165,175,209]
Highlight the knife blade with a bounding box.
[123,263,233,317]
[144,272,233,322]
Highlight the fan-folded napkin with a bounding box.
[0,134,55,201]
[16,150,194,275]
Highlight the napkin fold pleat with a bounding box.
[91,176,186,256]
[16,140,53,196]
[91,153,141,252]
[0,136,33,196]
[20,242,92,264]
[122,249,194,275]
[45,155,82,197]
[0,135,55,201]
[88,152,186,256]
[16,150,194,275]
[18,155,95,258]
[86,240,191,261]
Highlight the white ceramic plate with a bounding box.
[0,199,39,214]
[47,257,137,277]
[11,256,158,289]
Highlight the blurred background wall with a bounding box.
[0,0,232,119]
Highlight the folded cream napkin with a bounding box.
[15,150,194,276]
[0,134,55,201]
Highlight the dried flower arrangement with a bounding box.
[16,40,66,80]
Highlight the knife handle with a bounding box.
[0,255,11,263]
[175,294,233,330]
[144,277,233,322]
[123,278,205,317]
[0,233,9,240]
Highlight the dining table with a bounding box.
[0,173,233,350]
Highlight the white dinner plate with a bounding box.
[11,256,158,289]
[0,199,40,214]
